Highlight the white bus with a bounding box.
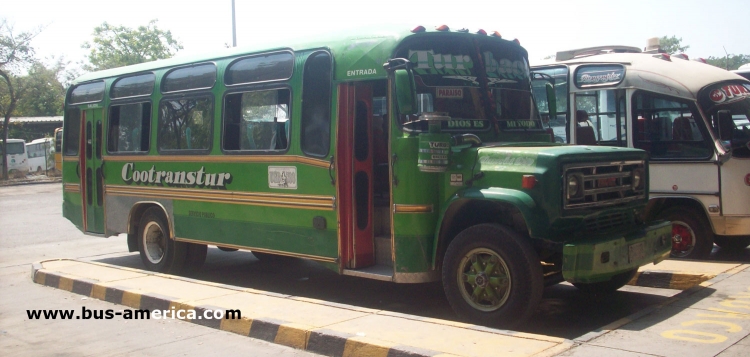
[532,46,750,259]
[26,138,54,173]
[1,138,30,175]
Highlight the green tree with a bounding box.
[659,35,690,54]
[82,20,182,71]
[705,54,750,71]
[14,60,66,116]
[0,19,39,180]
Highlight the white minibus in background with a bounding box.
[26,138,54,173]
[1,138,30,175]
[532,43,750,259]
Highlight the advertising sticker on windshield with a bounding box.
[574,65,625,88]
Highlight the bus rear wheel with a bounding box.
[138,207,187,274]
[442,224,543,328]
[656,207,714,259]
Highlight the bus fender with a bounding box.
[432,187,548,269]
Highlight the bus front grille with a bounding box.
[563,160,646,209]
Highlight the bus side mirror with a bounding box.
[394,69,417,115]
[717,110,733,141]
[545,83,557,118]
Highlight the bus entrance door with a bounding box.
[81,108,105,234]
[337,83,375,269]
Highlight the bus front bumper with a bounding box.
[561,220,672,284]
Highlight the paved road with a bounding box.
[3,182,749,353]
[0,183,319,356]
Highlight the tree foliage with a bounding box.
[0,19,40,179]
[82,20,182,71]
[13,60,66,116]
[659,36,690,54]
[705,54,750,71]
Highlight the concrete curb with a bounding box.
[32,260,572,357]
[0,177,61,187]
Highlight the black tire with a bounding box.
[252,251,293,262]
[217,246,239,252]
[182,243,208,274]
[573,268,637,294]
[137,207,187,274]
[442,224,543,328]
[656,207,714,259]
[714,236,750,250]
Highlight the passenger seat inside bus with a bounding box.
[575,110,597,145]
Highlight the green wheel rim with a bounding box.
[143,221,166,264]
[457,248,511,312]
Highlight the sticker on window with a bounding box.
[436,88,463,99]
[268,166,297,189]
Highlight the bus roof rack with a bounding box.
[556,46,642,61]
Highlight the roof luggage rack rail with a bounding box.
[556,46,642,61]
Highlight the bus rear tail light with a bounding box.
[436,24,450,31]
[522,175,537,189]
[411,26,426,33]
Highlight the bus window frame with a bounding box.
[160,62,217,94]
[106,98,153,156]
[156,92,215,155]
[300,49,333,158]
[630,89,715,161]
[224,50,295,87]
[110,72,156,100]
[220,84,293,155]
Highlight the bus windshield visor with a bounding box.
[394,36,540,133]
[699,82,750,158]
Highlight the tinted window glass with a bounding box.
[108,102,151,153]
[111,73,155,98]
[224,89,290,151]
[69,82,105,104]
[63,108,81,155]
[162,64,216,93]
[158,96,213,152]
[225,52,294,85]
[300,52,331,157]
[632,91,712,160]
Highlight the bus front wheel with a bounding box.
[442,224,543,328]
[137,207,187,274]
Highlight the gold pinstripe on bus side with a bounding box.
[393,204,434,213]
[63,183,81,193]
[105,185,335,210]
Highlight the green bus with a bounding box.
[61,25,671,327]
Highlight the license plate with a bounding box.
[629,242,646,263]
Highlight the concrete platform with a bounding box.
[32,259,573,357]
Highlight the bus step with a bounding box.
[375,235,392,267]
[342,264,393,281]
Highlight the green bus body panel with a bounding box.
[562,220,672,283]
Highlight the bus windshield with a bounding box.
[394,36,541,133]
[698,81,750,158]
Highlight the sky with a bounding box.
[3,0,749,72]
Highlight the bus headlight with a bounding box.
[631,168,645,190]
[567,173,583,199]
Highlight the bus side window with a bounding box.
[300,51,332,157]
[63,108,81,156]
[223,89,289,152]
